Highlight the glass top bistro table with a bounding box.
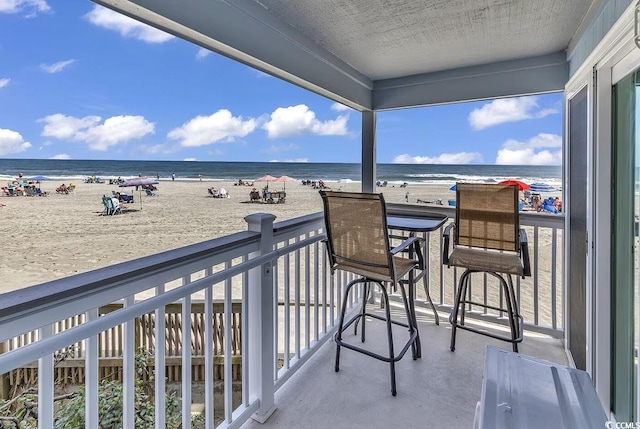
[386,207,449,357]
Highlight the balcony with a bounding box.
[0,205,565,428]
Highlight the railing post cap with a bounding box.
[245,213,277,231]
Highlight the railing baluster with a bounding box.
[284,249,291,369]
[241,255,250,406]
[224,262,233,424]
[273,253,279,380]
[204,271,215,427]
[38,324,54,429]
[182,275,192,429]
[305,234,311,350]
[123,295,135,429]
[85,308,99,429]
[295,237,301,358]
[551,227,558,330]
[314,240,319,342]
[155,284,166,429]
[439,226,444,305]
[330,261,335,326]
[322,246,328,333]
[533,226,539,325]
[483,272,488,314]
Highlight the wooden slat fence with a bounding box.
[1,301,242,395]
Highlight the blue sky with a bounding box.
[0,0,563,165]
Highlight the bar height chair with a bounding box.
[320,191,423,396]
[443,183,531,352]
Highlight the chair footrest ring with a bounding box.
[449,314,524,344]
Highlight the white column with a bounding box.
[245,213,277,423]
[362,110,377,193]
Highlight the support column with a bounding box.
[362,110,377,193]
[245,213,277,423]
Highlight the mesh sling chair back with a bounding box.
[443,183,531,352]
[320,191,422,396]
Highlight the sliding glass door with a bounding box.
[611,67,640,422]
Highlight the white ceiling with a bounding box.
[257,0,594,80]
[94,0,601,109]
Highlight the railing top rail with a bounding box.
[386,203,565,228]
[0,230,258,320]
[273,212,324,234]
[0,232,326,373]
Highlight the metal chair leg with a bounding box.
[335,279,359,372]
[380,285,397,396]
[399,282,418,360]
[506,275,520,352]
[358,282,369,342]
[460,273,470,326]
[498,275,518,352]
[422,275,440,325]
[449,270,468,352]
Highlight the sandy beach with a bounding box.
[0,179,457,293]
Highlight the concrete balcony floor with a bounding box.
[241,303,567,429]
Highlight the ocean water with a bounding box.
[0,159,562,186]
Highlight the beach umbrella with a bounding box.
[28,175,51,182]
[254,175,278,189]
[119,177,159,210]
[498,179,530,191]
[273,175,297,190]
[449,184,457,191]
[255,175,278,182]
[529,182,556,193]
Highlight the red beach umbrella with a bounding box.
[498,179,530,191]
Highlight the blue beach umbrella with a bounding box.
[28,175,51,182]
[449,184,457,191]
[529,182,556,193]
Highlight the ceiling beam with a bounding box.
[372,52,568,110]
[93,0,373,110]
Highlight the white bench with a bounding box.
[474,346,607,429]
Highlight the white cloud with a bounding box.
[0,0,50,16]
[468,96,558,130]
[196,48,211,60]
[40,59,75,74]
[85,5,174,44]
[0,128,32,156]
[40,113,155,151]
[167,109,257,147]
[263,104,348,138]
[393,152,483,164]
[331,102,351,112]
[269,158,309,163]
[50,153,70,160]
[0,78,9,88]
[184,157,197,161]
[495,133,562,165]
[264,143,299,153]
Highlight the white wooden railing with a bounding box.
[0,207,564,428]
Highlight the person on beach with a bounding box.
[199,174,202,182]
[171,173,175,181]
[405,191,409,202]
